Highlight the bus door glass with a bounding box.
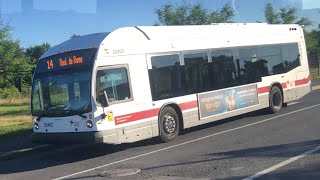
[95,65,133,128]
[96,65,132,106]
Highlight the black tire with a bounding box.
[269,86,283,113]
[159,106,180,142]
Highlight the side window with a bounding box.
[184,53,209,94]
[260,45,283,75]
[149,54,181,101]
[96,67,131,105]
[281,43,300,72]
[211,50,237,89]
[238,47,266,84]
[32,80,43,114]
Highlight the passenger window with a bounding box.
[281,43,300,72]
[151,55,180,68]
[260,45,283,75]
[96,67,131,104]
[184,53,209,94]
[211,50,237,89]
[149,55,181,100]
[238,47,266,84]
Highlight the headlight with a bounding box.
[86,120,93,128]
[34,122,39,130]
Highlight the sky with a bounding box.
[0,0,319,48]
[302,0,320,9]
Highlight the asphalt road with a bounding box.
[1,90,320,180]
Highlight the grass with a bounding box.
[0,98,32,138]
[310,67,320,80]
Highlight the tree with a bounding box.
[25,43,51,65]
[155,2,235,26]
[264,3,312,26]
[0,19,32,97]
[71,34,81,39]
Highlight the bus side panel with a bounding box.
[182,93,269,129]
[116,120,155,143]
[282,68,299,103]
[294,39,311,100]
[95,54,156,144]
[295,71,311,100]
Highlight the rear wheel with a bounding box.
[269,86,283,113]
[159,107,179,142]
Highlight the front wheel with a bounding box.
[159,107,180,142]
[269,86,283,113]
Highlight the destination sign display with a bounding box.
[36,48,97,73]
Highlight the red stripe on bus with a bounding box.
[258,87,269,94]
[258,75,310,94]
[295,75,310,86]
[281,83,287,89]
[115,75,310,125]
[115,108,159,125]
[179,101,198,110]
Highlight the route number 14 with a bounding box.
[47,60,54,70]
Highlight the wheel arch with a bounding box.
[158,102,184,134]
[269,82,284,101]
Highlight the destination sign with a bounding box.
[36,48,97,73]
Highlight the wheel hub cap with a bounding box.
[164,114,176,134]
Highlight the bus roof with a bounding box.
[41,23,302,59]
[41,32,110,59]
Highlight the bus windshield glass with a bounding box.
[31,48,97,117]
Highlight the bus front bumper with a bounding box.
[32,131,104,144]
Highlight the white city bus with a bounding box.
[31,24,311,144]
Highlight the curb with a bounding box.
[0,144,51,161]
[312,85,320,91]
[1,85,320,161]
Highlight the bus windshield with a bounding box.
[31,49,96,117]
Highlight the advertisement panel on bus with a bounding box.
[198,84,259,119]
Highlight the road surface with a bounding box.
[1,90,320,180]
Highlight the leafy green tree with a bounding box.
[208,3,235,23]
[26,43,51,65]
[305,25,320,54]
[264,3,312,26]
[71,34,81,39]
[155,2,235,25]
[0,19,32,97]
[305,30,318,54]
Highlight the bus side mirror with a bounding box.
[98,91,109,107]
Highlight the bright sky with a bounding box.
[0,0,319,47]
[302,0,320,9]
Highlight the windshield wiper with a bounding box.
[58,109,87,118]
[36,108,87,120]
[36,107,54,122]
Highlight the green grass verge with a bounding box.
[0,98,32,139]
[310,67,320,80]
[0,123,32,138]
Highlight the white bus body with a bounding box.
[31,24,311,144]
